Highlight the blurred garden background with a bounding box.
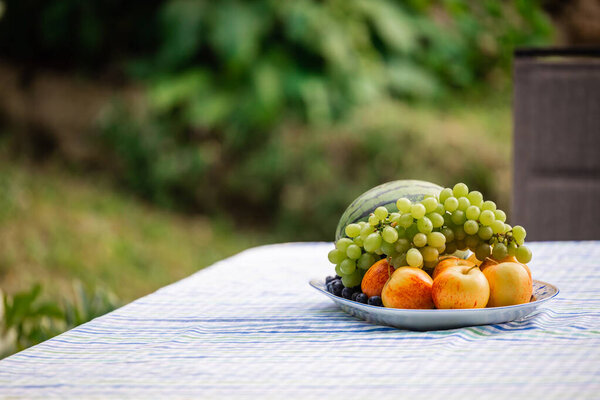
[0,0,599,356]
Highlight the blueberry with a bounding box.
[356,293,368,304]
[325,276,336,284]
[335,275,341,280]
[331,281,344,297]
[326,283,334,293]
[368,296,383,307]
[341,287,355,299]
[351,292,360,301]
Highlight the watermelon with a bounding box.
[335,180,443,241]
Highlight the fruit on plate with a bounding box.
[361,259,395,298]
[482,262,532,307]
[432,256,476,279]
[326,180,535,309]
[432,264,490,309]
[381,267,435,309]
[335,180,443,241]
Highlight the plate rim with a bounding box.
[309,278,559,313]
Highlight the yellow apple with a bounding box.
[361,259,395,298]
[432,256,476,280]
[483,262,532,307]
[432,265,490,309]
[381,267,434,309]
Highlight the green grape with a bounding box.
[444,197,459,212]
[417,217,433,234]
[436,244,446,254]
[390,253,407,268]
[443,212,453,227]
[455,239,467,251]
[340,258,356,275]
[368,214,379,226]
[396,226,406,238]
[491,220,505,235]
[374,206,389,221]
[423,260,437,270]
[396,198,412,213]
[406,248,423,267]
[439,188,453,204]
[358,253,377,270]
[421,246,439,262]
[503,223,512,234]
[328,249,346,264]
[336,238,353,252]
[353,236,364,247]
[346,244,362,260]
[465,205,481,221]
[427,232,446,248]
[382,226,399,243]
[507,242,517,257]
[364,232,383,253]
[475,243,491,262]
[512,225,526,245]
[399,214,414,229]
[464,220,479,235]
[375,248,384,255]
[395,238,410,254]
[454,226,466,241]
[405,224,419,241]
[492,243,508,260]
[441,227,455,243]
[411,203,426,219]
[453,183,469,198]
[481,200,497,212]
[479,210,495,226]
[465,234,480,250]
[467,191,483,207]
[360,224,375,239]
[494,209,507,222]
[451,210,466,225]
[428,212,444,228]
[516,245,532,263]
[445,241,457,254]
[413,232,427,247]
[477,226,493,241]
[389,212,401,225]
[457,197,470,211]
[335,264,344,276]
[342,269,363,288]
[435,203,445,214]
[345,223,361,238]
[422,197,438,213]
[380,241,397,256]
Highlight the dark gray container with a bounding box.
[513,48,600,241]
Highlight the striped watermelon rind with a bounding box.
[335,180,443,241]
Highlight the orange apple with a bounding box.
[361,259,395,298]
[432,265,490,309]
[479,256,532,281]
[483,262,532,307]
[381,267,434,309]
[432,256,476,280]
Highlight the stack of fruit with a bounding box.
[326,181,533,309]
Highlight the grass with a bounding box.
[0,160,273,303]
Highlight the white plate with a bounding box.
[309,279,559,331]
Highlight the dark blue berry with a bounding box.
[341,287,354,299]
[356,293,368,304]
[331,281,344,297]
[351,292,360,301]
[325,276,336,284]
[326,283,334,293]
[368,296,383,307]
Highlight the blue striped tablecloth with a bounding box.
[1,241,599,399]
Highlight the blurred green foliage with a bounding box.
[0,0,553,239]
[1,282,119,357]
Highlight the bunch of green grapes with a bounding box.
[328,182,532,287]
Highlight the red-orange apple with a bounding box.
[381,267,434,309]
[483,262,532,307]
[361,259,395,298]
[432,256,476,280]
[432,265,490,309]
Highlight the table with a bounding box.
[1,241,599,399]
